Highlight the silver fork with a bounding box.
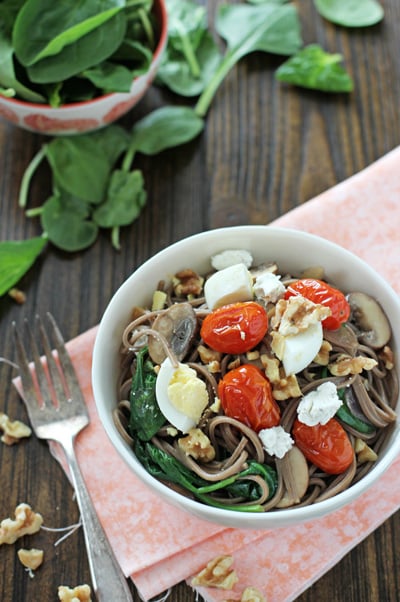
[12,313,133,602]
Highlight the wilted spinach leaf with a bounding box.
[275,44,354,92]
[129,348,165,441]
[314,0,384,27]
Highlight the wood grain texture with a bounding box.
[1,1,400,600]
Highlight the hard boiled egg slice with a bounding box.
[156,358,209,433]
[280,322,323,376]
[204,263,253,310]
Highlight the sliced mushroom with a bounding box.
[347,292,391,349]
[323,323,358,355]
[275,446,309,508]
[148,302,197,364]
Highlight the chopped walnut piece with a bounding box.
[272,374,302,401]
[198,345,222,372]
[8,288,27,304]
[173,269,204,297]
[379,346,394,370]
[329,354,378,376]
[191,555,239,590]
[241,587,267,602]
[270,332,285,361]
[58,584,92,602]
[260,354,280,384]
[227,357,241,370]
[313,340,332,366]
[0,413,31,445]
[0,503,43,545]
[271,296,330,336]
[355,439,378,464]
[178,428,216,462]
[17,548,44,571]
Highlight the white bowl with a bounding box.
[92,226,400,528]
[0,0,167,136]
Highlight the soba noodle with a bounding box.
[113,259,398,512]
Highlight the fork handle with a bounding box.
[60,435,133,601]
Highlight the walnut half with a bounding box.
[58,584,92,602]
[191,555,239,589]
[0,503,43,545]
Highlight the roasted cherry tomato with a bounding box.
[285,278,350,330]
[218,364,280,432]
[292,417,354,475]
[200,302,268,354]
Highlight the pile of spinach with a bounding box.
[0,0,156,106]
[20,107,204,252]
[135,439,277,512]
[0,0,385,300]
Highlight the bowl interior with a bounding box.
[92,226,400,528]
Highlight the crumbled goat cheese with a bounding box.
[297,381,342,426]
[258,426,294,459]
[254,272,286,304]
[211,249,253,270]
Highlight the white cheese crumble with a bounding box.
[297,381,342,426]
[211,249,253,270]
[254,272,286,304]
[258,426,294,459]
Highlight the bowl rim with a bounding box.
[1,0,168,111]
[92,225,400,527]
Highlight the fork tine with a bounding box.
[45,312,86,407]
[36,315,68,405]
[12,321,39,406]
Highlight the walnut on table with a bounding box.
[0,412,31,445]
[57,584,92,602]
[0,503,43,545]
[17,548,44,572]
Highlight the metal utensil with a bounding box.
[12,313,133,602]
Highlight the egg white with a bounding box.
[281,321,323,376]
[156,358,208,433]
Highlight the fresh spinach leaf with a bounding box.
[129,348,166,441]
[93,169,147,228]
[82,61,134,94]
[275,44,353,92]
[44,137,113,204]
[163,0,208,78]
[13,0,125,66]
[0,3,46,102]
[40,193,98,252]
[128,106,204,157]
[314,0,384,27]
[0,236,47,296]
[195,3,302,116]
[25,12,127,84]
[156,31,222,97]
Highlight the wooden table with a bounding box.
[1,1,400,600]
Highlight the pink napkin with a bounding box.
[14,146,400,601]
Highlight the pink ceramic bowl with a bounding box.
[0,0,167,136]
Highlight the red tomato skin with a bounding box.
[285,278,350,330]
[200,302,268,354]
[292,418,354,475]
[218,364,280,432]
